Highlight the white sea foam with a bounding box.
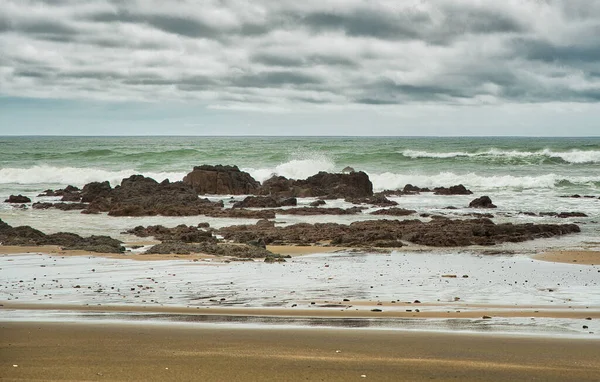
[244,154,336,183]
[401,148,600,163]
[369,171,600,192]
[0,165,186,186]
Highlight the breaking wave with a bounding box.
[400,149,600,164]
[0,166,186,187]
[368,172,600,192]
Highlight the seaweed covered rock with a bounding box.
[0,219,124,253]
[217,218,580,248]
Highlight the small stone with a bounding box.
[482,315,492,319]
[371,308,382,312]
[413,300,421,303]
[583,325,589,329]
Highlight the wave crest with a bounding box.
[0,166,186,186]
[400,148,600,164]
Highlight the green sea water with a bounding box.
[0,136,599,193]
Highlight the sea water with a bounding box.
[0,136,599,249]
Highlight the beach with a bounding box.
[2,136,600,379]
[3,322,600,382]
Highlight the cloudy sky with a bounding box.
[1,0,599,136]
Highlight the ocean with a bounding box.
[2,136,600,336]
[1,136,599,249]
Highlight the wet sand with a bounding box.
[0,244,346,261]
[535,250,600,265]
[1,322,599,381]
[3,302,600,320]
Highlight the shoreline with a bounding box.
[2,321,600,381]
[2,245,600,266]
[2,301,599,320]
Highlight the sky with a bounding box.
[0,0,599,136]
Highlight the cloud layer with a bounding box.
[1,0,600,109]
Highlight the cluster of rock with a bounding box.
[382,184,473,196]
[217,218,580,247]
[124,223,287,260]
[0,219,124,253]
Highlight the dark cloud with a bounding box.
[0,0,599,106]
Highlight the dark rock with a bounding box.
[5,195,31,203]
[433,184,473,195]
[79,175,227,217]
[269,207,365,216]
[469,196,497,208]
[145,242,273,258]
[309,200,326,207]
[217,218,580,248]
[258,171,373,199]
[371,208,416,216]
[32,202,88,211]
[540,212,588,218]
[125,224,217,243]
[81,181,112,203]
[183,165,260,195]
[233,196,297,208]
[345,194,398,207]
[0,219,123,253]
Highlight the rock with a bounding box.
[345,194,397,207]
[145,242,274,258]
[5,195,31,203]
[341,166,355,173]
[539,212,588,218]
[433,184,473,195]
[0,219,123,253]
[482,315,492,319]
[309,200,326,207]
[258,171,373,199]
[469,196,497,208]
[32,202,88,211]
[233,196,297,208]
[81,181,112,202]
[268,207,365,216]
[78,175,227,216]
[125,224,217,243]
[183,165,260,195]
[217,218,580,248]
[370,208,416,216]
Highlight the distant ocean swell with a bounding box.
[2,163,599,192]
[399,148,600,164]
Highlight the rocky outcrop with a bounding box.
[183,165,260,195]
[258,171,373,199]
[145,242,276,259]
[469,196,497,208]
[345,194,398,206]
[232,196,297,208]
[5,195,31,203]
[539,212,588,218]
[433,184,473,195]
[0,219,124,253]
[33,202,88,211]
[371,208,416,216]
[268,207,365,215]
[82,175,224,216]
[125,224,216,243]
[218,218,580,248]
[81,181,111,202]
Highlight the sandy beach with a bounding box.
[534,250,600,265]
[2,322,600,382]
